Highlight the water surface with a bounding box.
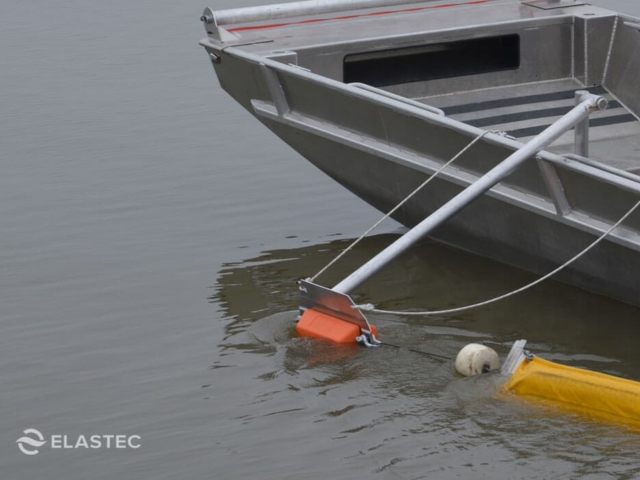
[1,0,639,478]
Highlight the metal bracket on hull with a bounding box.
[200,7,240,42]
[299,279,381,346]
[260,64,290,116]
[536,158,573,216]
[299,280,372,332]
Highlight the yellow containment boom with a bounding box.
[457,340,640,429]
[504,356,640,428]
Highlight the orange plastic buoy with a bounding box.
[297,308,378,344]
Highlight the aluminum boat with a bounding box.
[199,0,640,309]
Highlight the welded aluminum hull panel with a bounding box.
[262,118,640,306]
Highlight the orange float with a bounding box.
[297,308,378,344]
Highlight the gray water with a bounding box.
[2,0,640,478]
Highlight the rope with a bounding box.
[310,130,490,282]
[354,198,640,316]
[381,341,449,361]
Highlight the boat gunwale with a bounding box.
[204,41,640,192]
[252,99,640,253]
[204,3,583,50]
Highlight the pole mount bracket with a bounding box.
[299,279,372,332]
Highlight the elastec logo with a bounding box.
[16,429,47,455]
[16,429,141,455]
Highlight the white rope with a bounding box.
[354,198,640,316]
[310,130,490,282]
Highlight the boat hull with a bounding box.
[200,0,640,308]
[262,116,640,307]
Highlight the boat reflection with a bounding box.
[210,234,640,376]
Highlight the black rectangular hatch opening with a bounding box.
[344,34,520,87]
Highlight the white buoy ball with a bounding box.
[455,344,500,376]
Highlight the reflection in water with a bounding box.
[208,235,640,478]
[211,234,640,370]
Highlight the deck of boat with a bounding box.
[418,79,640,172]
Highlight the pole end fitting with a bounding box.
[200,7,215,24]
[577,91,608,111]
[594,97,609,111]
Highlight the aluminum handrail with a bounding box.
[563,154,640,184]
[349,83,445,116]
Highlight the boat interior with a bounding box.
[210,0,640,174]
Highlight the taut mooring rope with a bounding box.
[381,341,450,361]
[310,130,490,282]
[353,197,640,316]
